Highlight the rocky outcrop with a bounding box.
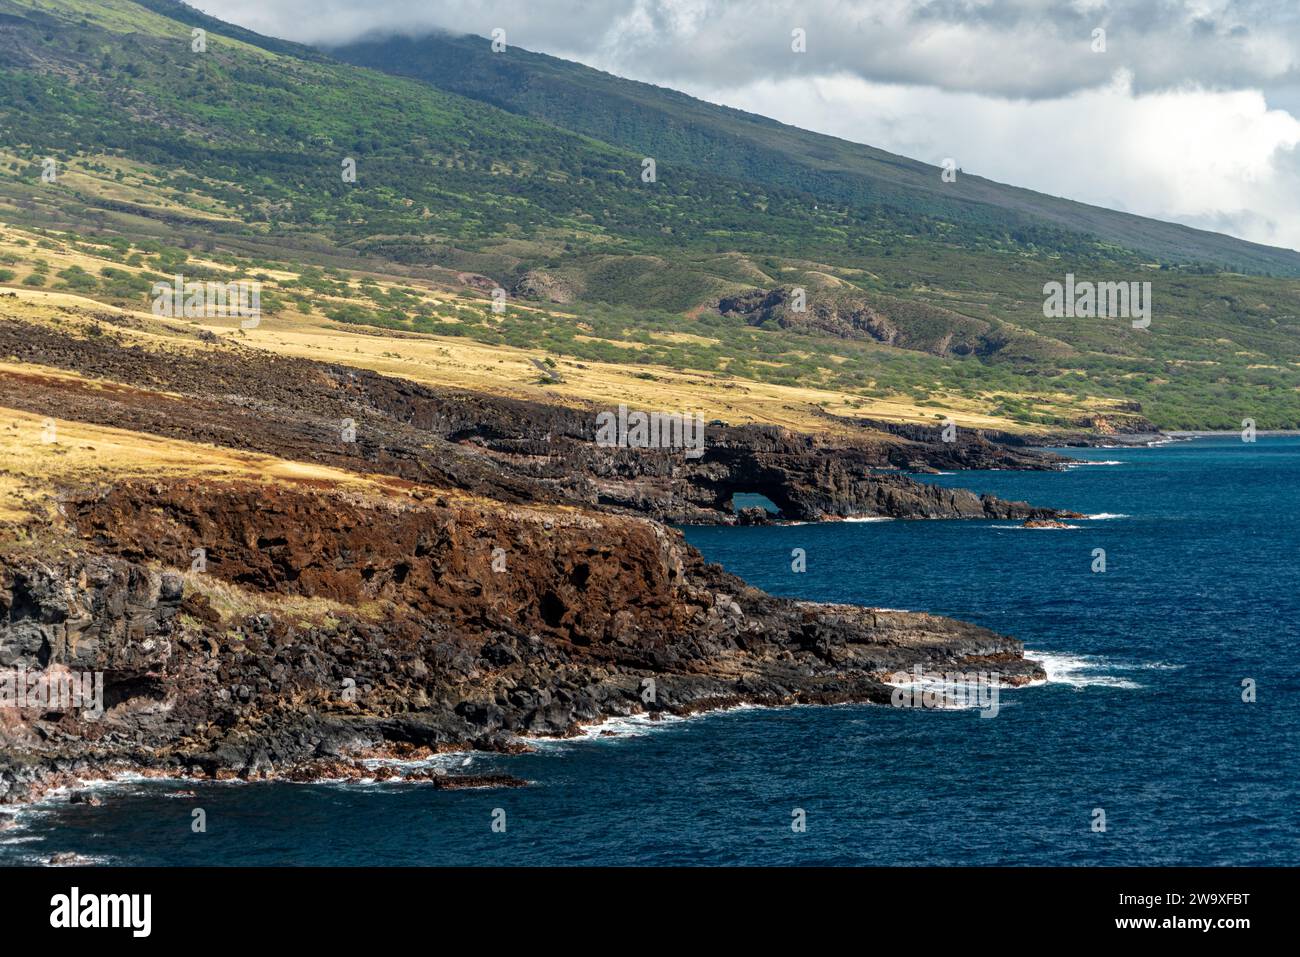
[718,287,997,357]
[811,414,1069,469]
[0,316,1079,524]
[0,557,179,676]
[665,426,1077,522]
[0,478,1043,802]
[0,310,1076,801]
[511,269,580,303]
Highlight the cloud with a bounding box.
[195,0,1300,99]
[698,69,1300,250]
[191,0,1300,250]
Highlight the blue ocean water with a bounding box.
[2,437,1296,866]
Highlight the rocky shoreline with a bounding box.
[0,476,1047,805]
[1,311,1067,804]
[0,315,1082,525]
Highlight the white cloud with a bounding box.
[196,1,1300,97]
[688,69,1300,249]
[192,0,1300,251]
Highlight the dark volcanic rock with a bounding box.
[0,313,1065,803]
[0,316,1077,524]
[0,478,1044,802]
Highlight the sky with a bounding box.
[192,1,1300,252]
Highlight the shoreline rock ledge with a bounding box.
[1,479,1044,803]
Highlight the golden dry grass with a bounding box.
[0,219,1106,436]
[208,311,1091,433]
[0,154,238,222]
[0,281,1081,436]
[0,406,397,522]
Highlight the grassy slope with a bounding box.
[333,30,1300,278]
[0,0,1297,430]
[0,227,1092,435]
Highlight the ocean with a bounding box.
[3,436,1296,865]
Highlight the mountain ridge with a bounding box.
[332,28,1300,276]
[0,0,1298,430]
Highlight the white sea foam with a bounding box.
[43,853,112,867]
[989,523,1082,530]
[843,516,894,523]
[523,713,676,750]
[574,712,688,739]
[10,775,134,810]
[1025,651,1146,690]
[359,750,475,771]
[1085,513,1129,520]
[1066,460,1123,467]
[881,673,991,711]
[527,703,766,749]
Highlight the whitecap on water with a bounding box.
[1025,651,1151,689]
[880,672,1011,712]
[529,704,768,749]
[359,750,475,772]
[535,712,689,747]
[988,524,1081,530]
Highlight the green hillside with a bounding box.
[334,30,1300,278]
[0,0,1298,430]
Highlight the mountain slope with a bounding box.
[332,30,1300,278]
[0,0,1297,429]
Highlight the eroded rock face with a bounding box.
[511,269,580,303]
[0,314,1066,801]
[0,479,1042,801]
[0,558,178,674]
[718,287,996,357]
[70,481,703,644]
[0,317,1077,525]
